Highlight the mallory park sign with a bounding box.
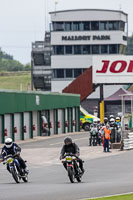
[62,35,110,41]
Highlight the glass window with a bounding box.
[66,69,73,78]
[83,22,90,30]
[54,22,64,31]
[73,22,83,31]
[113,21,119,30]
[33,53,45,65]
[120,21,125,31]
[65,22,72,31]
[101,45,108,54]
[56,46,64,55]
[91,21,99,30]
[74,45,81,54]
[56,69,64,78]
[109,44,118,54]
[99,21,108,30]
[83,45,90,54]
[92,45,100,54]
[65,46,72,54]
[108,21,119,30]
[74,69,82,78]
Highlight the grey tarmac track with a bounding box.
[0,132,133,200]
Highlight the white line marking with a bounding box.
[79,192,133,200]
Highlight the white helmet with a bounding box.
[93,119,98,123]
[110,115,114,118]
[110,118,115,123]
[5,138,13,148]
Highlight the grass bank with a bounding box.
[87,193,133,200]
[0,71,31,91]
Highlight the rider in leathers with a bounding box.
[60,137,84,175]
[1,138,28,173]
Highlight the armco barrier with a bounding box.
[124,132,133,150]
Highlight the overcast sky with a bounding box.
[0,0,133,64]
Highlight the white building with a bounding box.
[50,9,128,95]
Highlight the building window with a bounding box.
[74,69,82,78]
[101,45,108,54]
[109,44,118,54]
[83,22,90,30]
[33,53,45,66]
[99,21,108,30]
[66,69,73,78]
[120,21,125,31]
[91,21,99,30]
[108,21,119,30]
[74,45,82,54]
[65,46,72,54]
[73,22,83,31]
[53,22,64,31]
[82,45,90,54]
[65,22,72,31]
[56,46,64,55]
[56,69,64,78]
[92,45,100,54]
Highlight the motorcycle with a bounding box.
[3,154,28,183]
[62,153,83,183]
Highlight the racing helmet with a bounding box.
[64,137,72,145]
[104,117,108,124]
[93,119,98,123]
[5,138,13,148]
[109,115,114,119]
[110,118,115,123]
[116,117,120,122]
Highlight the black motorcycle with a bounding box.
[3,154,28,183]
[62,153,83,183]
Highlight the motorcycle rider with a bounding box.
[89,119,98,145]
[109,118,118,143]
[104,117,108,125]
[60,137,84,175]
[1,138,29,174]
[115,116,121,142]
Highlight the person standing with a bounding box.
[103,124,111,152]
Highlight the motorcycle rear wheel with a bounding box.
[22,175,28,182]
[76,176,81,182]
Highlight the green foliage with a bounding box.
[0,48,31,71]
[0,59,24,71]
[126,34,133,55]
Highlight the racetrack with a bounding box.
[0,132,133,200]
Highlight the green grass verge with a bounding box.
[0,72,31,91]
[87,193,133,200]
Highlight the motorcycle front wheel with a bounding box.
[11,168,20,183]
[67,167,75,183]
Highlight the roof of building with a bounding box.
[104,88,132,101]
[49,9,127,16]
